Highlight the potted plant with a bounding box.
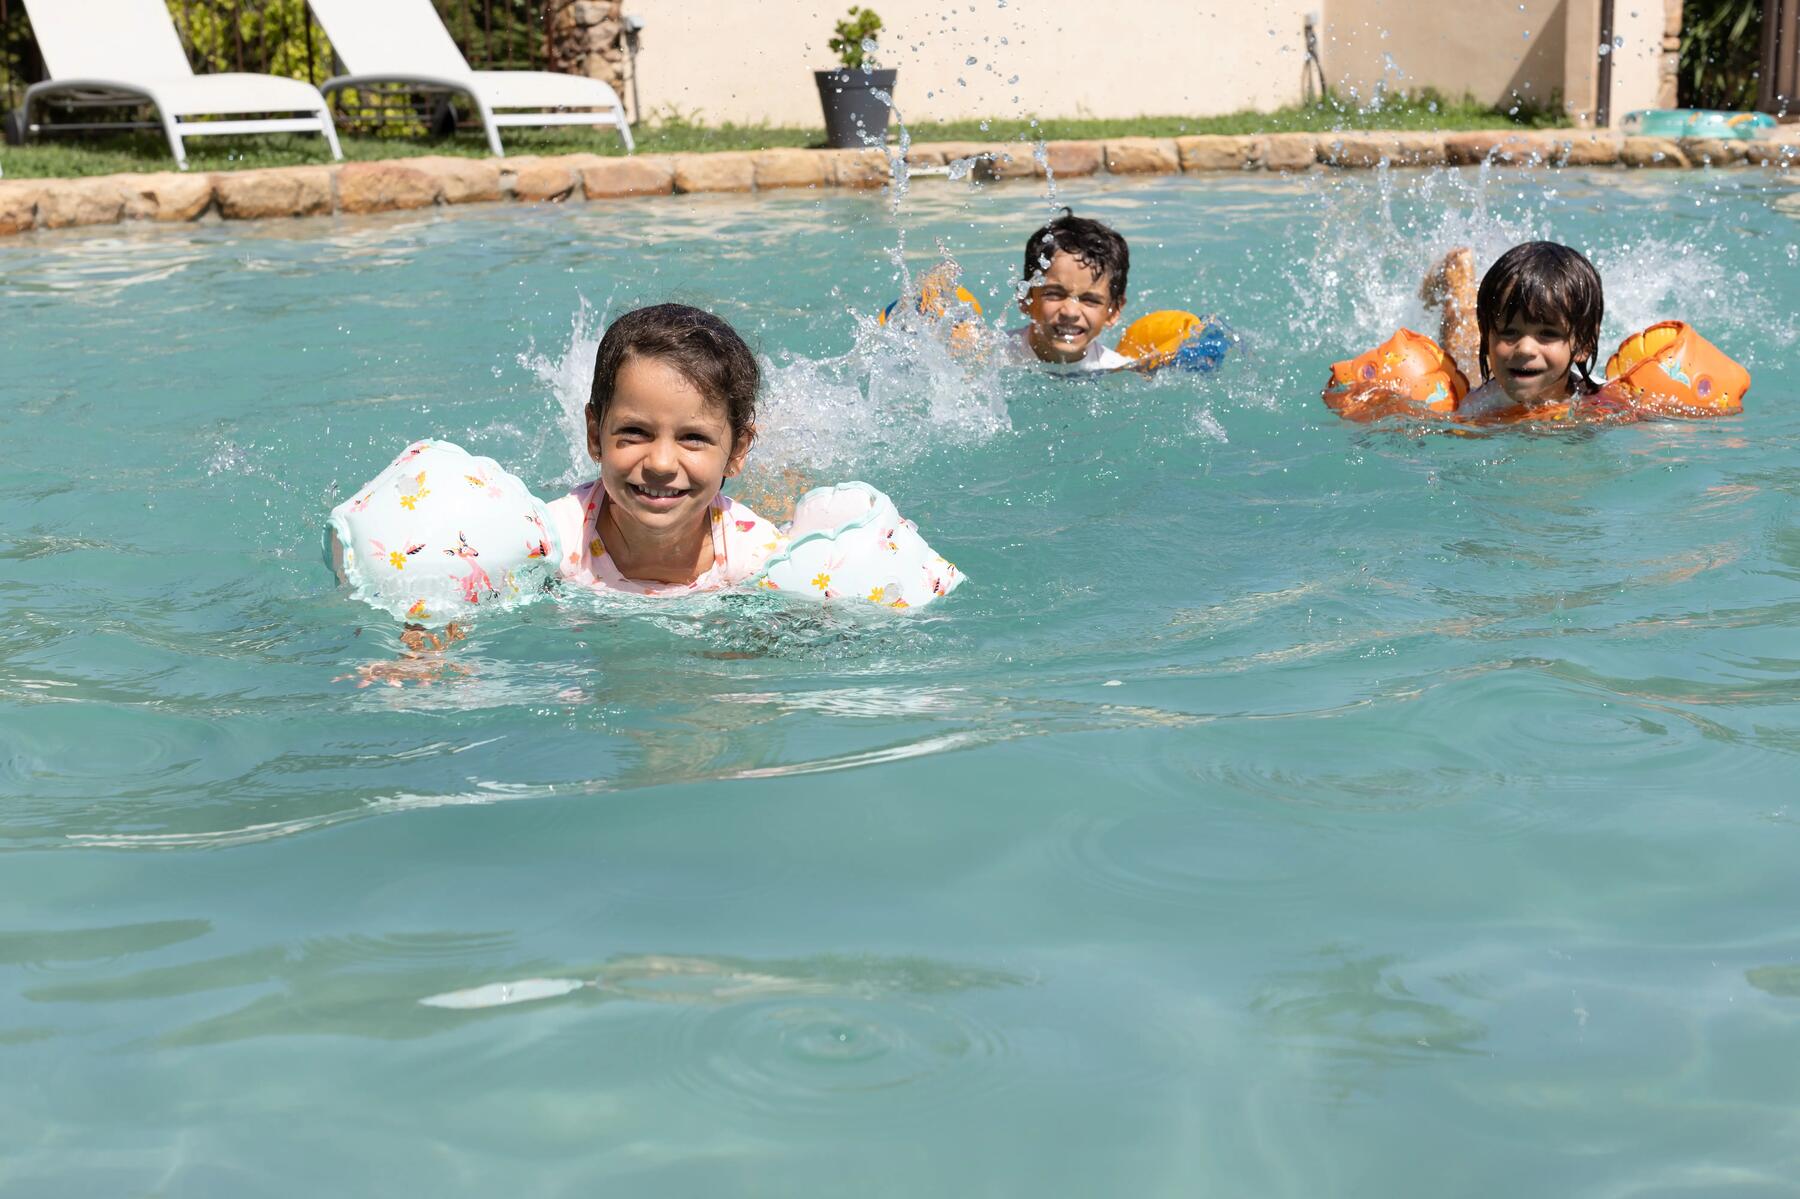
[815,7,896,149]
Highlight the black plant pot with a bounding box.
[815,68,897,149]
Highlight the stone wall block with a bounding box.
[925,141,981,162]
[902,145,947,168]
[972,145,1040,181]
[1503,133,1555,164]
[147,173,213,221]
[338,161,441,214]
[752,148,829,189]
[0,181,43,235]
[507,157,579,202]
[921,142,983,178]
[1176,135,1254,172]
[1678,138,1747,167]
[1321,132,1445,168]
[1253,132,1320,171]
[408,156,504,205]
[1045,140,1103,177]
[1443,132,1497,164]
[1389,131,1448,165]
[578,155,674,198]
[40,177,128,229]
[1620,136,1689,168]
[1103,138,1179,174]
[1546,131,1622,165]
[1745,140,1800,167]
[1319,134,1393,168]
[1444,131,1551,166]
[673,152,756,193]
[214,166,333,220]
[104,173,216,222]
[825,148,891,188]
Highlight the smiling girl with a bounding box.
[548,304,784,596]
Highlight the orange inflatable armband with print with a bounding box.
[1599,321,1748,417]
[1322,328,1469,422]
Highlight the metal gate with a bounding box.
[1762,0,1800,116]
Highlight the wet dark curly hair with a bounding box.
[1022,208,1130,306]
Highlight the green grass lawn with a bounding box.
[0,95,1562,180]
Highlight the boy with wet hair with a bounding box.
[1012,208,1133,370]
[1423,241,1606,421]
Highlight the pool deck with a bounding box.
[2,127,1796,238]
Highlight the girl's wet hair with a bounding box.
[1476,241,1605,387]
[588,303,759,444]
[1023,208,1130,306]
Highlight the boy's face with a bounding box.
[1019,250,1123,363]
[1488,317,1576,405]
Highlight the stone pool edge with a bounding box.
[3,128,1797,239]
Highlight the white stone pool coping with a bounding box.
[2,128,1796,238]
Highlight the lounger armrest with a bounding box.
[24,78,159,104]
[321,73,480,99]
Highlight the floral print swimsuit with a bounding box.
[545,481,785,597]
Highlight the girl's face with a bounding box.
[1488,318,1577,405]
[587,356,751,538]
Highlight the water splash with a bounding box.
[1280,164,1548,355]
[517,297,606,488]
[756,312,1011,475]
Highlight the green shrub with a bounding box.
[1680,0,1763,110]
[167,0,332,84]
[828,7,883,71]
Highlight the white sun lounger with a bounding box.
[16,0,343,169]
[308,0,634,156]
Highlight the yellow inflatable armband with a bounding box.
[880,262,983,322]
[1322,328,1470,422]
[878,285,984,326]
[1600,321,1748,417]
[1115,310,1233,373]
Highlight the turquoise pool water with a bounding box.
[3,165,1799,1195]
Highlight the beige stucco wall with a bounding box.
[625,0,1667,128]
[1323,0,1569,112]
[628,0,1317,126]
[1325,0,1664,126]
[1588,0,1668,122]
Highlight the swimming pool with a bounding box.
[3,164,1798,1194]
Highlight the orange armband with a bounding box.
[1600,322,1748,418]
[1322,328,1470,422]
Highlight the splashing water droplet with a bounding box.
[965,55,978,65]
